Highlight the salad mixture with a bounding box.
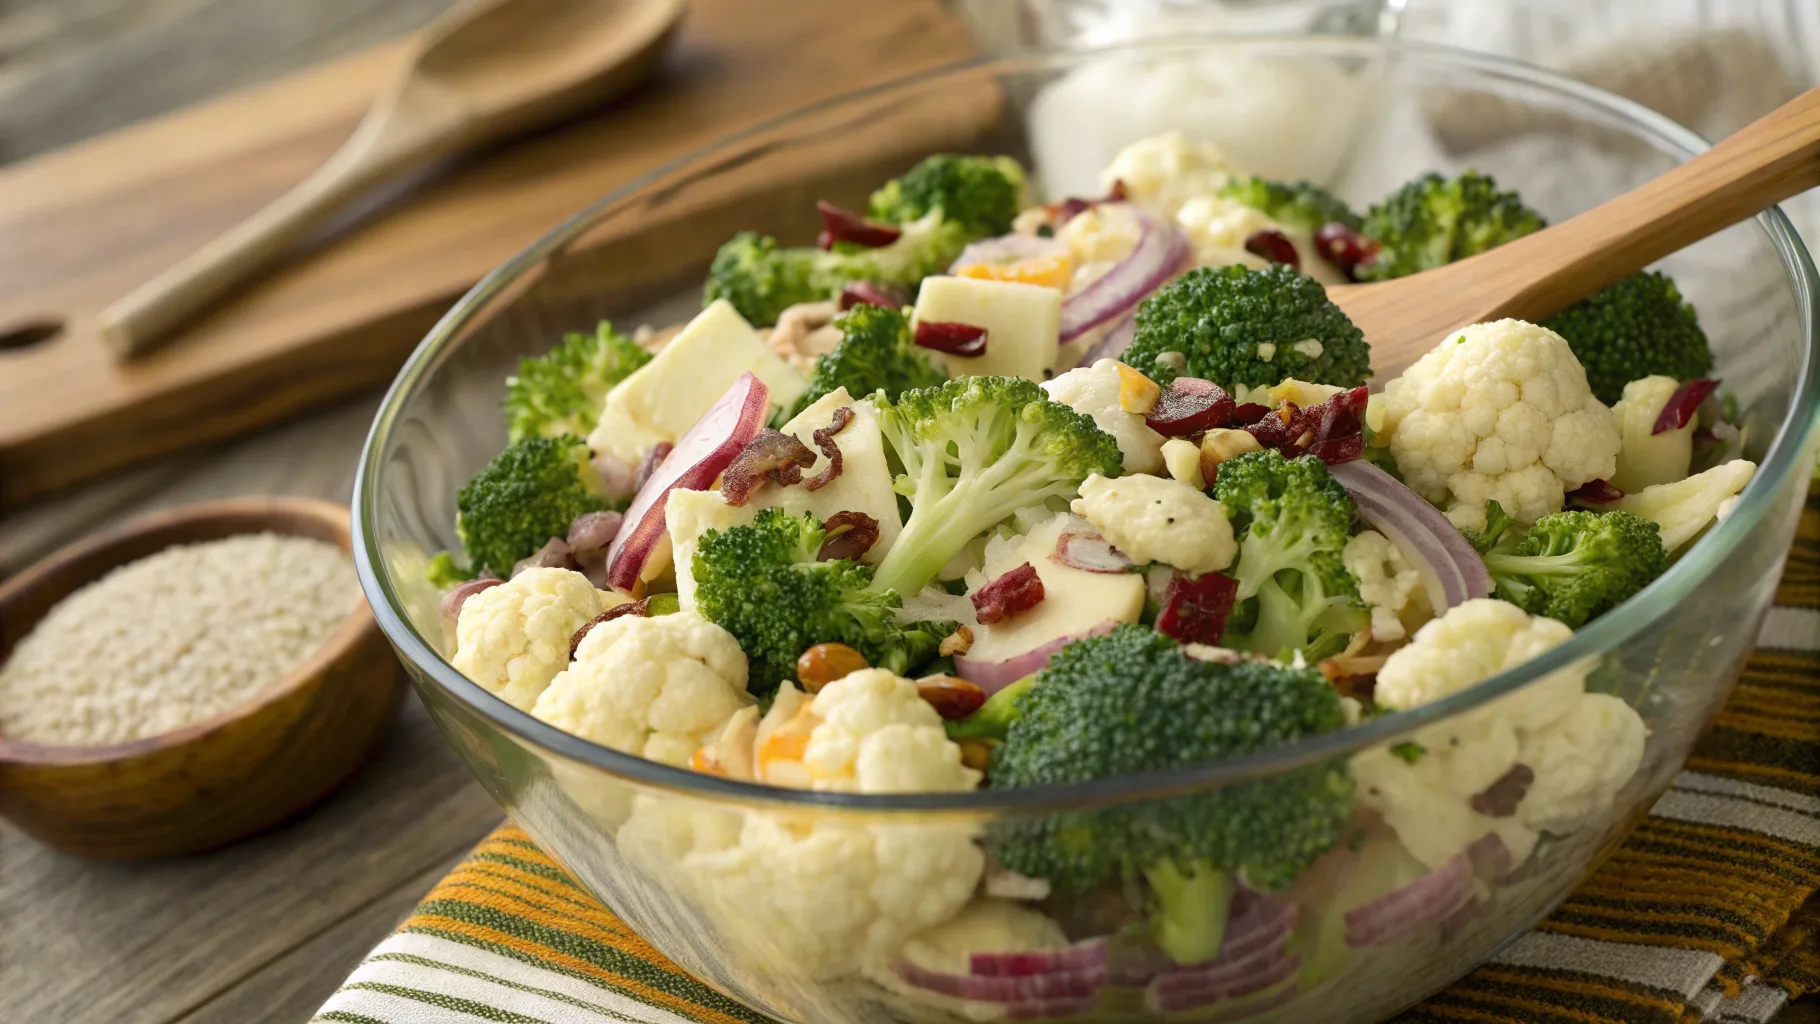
[429,132,1757,1018]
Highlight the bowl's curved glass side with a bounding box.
[360,39,1820,1024]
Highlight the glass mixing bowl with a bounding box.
[352,37,1820,1024]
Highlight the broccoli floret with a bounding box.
[1541,271,1714,405]
[945,674,1034,741]
[455,435,608,578]
[988,625,1352,964]
[1358,170,1546,282]
[867,154,1029,239]
[1462,499,1515,555]
[1120,264,1370,390]
[778,303,948,424]
[693,508,953,696]
[426,551,473,589]
[1482,510,1667,627]
[1219,176,1362,233]
[704,211,972,327]
[1213,449,1367,661]
[866,377,1124,598]
[502,321,652,443]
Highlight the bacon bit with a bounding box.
[839,281,907,310]
[804,406,854,491]
[816,510,881,562]
[914,319,988,357]
[720,429,817,505]
[1046,179,1129,226]
[1145,377,1235,436]
[1244,229,1300,269]
[1653,378,1719,435]
[1229,402,1271,425]
[1569,479,1625,504]
[815,200,902,249]
[1471,764,1535,818]
[633,442,673,493]
[1154,570,1238,646]
[917,675,988,720]
[1315,222,1381,281]
[939,624,975,657]
[972,563,1045,625]
[569,599,648,660]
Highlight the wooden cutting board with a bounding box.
[0,0,998,511]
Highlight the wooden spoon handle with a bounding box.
[98,114,419,360]
[1487,86,1820,316]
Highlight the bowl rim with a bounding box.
[353,34,1820,813]
[0,496,376,767]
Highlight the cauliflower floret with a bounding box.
[865,900,1070,1021]
[1102,130,1242,220]
[1380,319,1620,531]
[1517,693,1646,834]
[1174,193,1282,270]
[623,668,986,981]
[802,668,981,793]
[1056,202,1146,268]
[1609,375,1695,493]
[531,612,752,766]
[1357,599,1648,870]
[1341,530,1424,643]
[1040,359,1166,474]
[452,567,625,711]
[1614,459,1757,554]
[1071,472,1236,575]
[1160,437,1206,489]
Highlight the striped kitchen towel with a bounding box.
[316,491,1820,1024]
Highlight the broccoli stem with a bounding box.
[946,675,1036,741]
[1145,859,1236,965]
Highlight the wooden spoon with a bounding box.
[99,0,688,360]
[1332,86,1820,381]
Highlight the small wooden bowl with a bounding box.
[0,497,404,859]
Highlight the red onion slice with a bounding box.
[1154,571,1238,646]
[441,576,503,636]
[1146,377,1236,437]
[972,939,1108,977]
[1465,832,1517,881]
[512,536,575,577]
[954,620,1119,694]
[1006,995,1102,1020]
[1150,972,1300,1016]
[1331,460,1493,612]
[1653,378,1719,435]
[1060,211,1191,343]
[815,200,901,249]
[1244,229,1300,269]
[1568,479,1624,505]
[894,961,1107,1002]
[915,320,989,357]
[1343,852,1475,947]
[1053,532,1136,574]
[1068,308,1138,372]
[951,234,1069,273]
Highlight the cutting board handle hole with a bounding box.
[0,319,64,352]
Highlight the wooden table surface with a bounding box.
[0,3,1815,1023]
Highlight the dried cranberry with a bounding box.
[1244,229,1300,269]
[721,429,817,505]
[1294,386,1369,465]
[1246,405,1294,450]
[1315,222,1381,281]
[1229,402,1271,426]
[1470,764,1535,818]
[1145,377,1235,436]
[971,563,1045,625]
[1568,479,1625,504]
[803,406,853,491]
[838,281,906,310]
[1154,571,1238,646]
[817,510,881,562]
[1046,179,1129,226]
[914,320,988,357]
[1653,378,1719,435]
[815,201,901,250]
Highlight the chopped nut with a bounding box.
[1116,363,1162,414]
[1200,428,1264,481]
[938,625,975,657]
[958,738,995,772]
[1160,438,1205,489]
[796,642,868,692]
[916,675,987,720]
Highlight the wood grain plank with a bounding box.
[0,698,502,1024]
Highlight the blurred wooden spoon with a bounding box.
[100,0,688,360]
[1331,86,1820,381]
